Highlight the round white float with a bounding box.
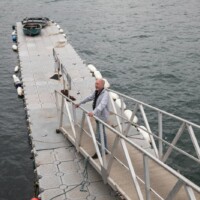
[115,99,126,109]
[56,24,60,29]
[124,110,138,123]
[103,78,110,88]
[12,44,18,51]
[59,29,64,33]
[87,64,97,73]
[17,87,23,97]
[94,71,102,79]
[63,33,66,37]
[109,92,119,100]
[12,74,20,83]
[14,65,19,73]
[12,30,16,35]
[138,126,151,143]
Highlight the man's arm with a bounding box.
[76,92,95,108]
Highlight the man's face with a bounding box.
[95,80,103,91]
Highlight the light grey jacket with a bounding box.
[80,89,109,122]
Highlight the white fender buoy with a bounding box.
[17,87,24,97]
[12,30,16,36]
[103,78,110,88]
[13,74,20,83]
[57,24,60,29]
[124,110,138,124]
[109,92,119,100]
[59,29,64,33]
[12,74,22,87]
[63,33,66,37]
[94,71,102,79]
[12,44,18,51]
[87,64,97,73]
[14,65,19,73]
[138,126,151,144]
[115,99,126,109]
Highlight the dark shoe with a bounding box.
[92,153,98,159]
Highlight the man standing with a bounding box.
[76,79,109,159]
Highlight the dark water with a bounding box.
[0,0,200,199]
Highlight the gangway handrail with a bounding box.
[108,109,200,164]
[55,90,200,200]
[108,88,200,129]
[107,88,200,164]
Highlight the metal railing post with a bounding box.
[99,123,106,165]
[120,96,125,134]
[158,112,163,159]
[59,95,64,129]
[185,185,197,200]
[139,104,159,158]
[124,103,139,136]
[162,122,185,163]
[165,179,183,200]
[75,112,85,152]
[64,101,76,139]
[187,124,200,159]
[99,122,108,183]
[72,103,77,125]
[143,155,151,200]
[120,139,144,200]
[109,94,122,132]
[86,115,103,165]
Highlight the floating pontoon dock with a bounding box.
[16,20,200,200]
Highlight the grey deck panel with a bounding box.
[16,21,119,200]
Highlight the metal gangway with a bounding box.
[53,47,200,200]
[54,87,200,200]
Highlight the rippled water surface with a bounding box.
[0,0,200,199]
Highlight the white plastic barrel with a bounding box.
[138,126,151,143]
[94,71,102,79]
[87,64,97,73]
[12,30,16,35]
[59,29,64,33]
[124,110,138,124]
[17,87,23,97]
[103,78,110,88]
[115,99,126,109]
[14,65,19,73]
[12,44,18,51]
[109,92,119,100]
[12,74,20,83]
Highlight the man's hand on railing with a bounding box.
[88,112,94,117]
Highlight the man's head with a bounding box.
[95,79,105,91]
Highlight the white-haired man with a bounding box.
[76,79,109,159]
